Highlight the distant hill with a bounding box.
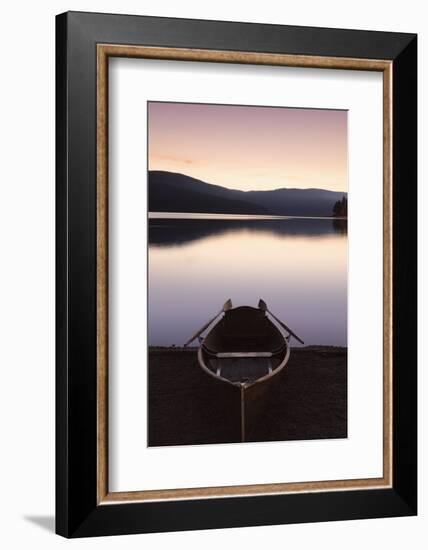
[148,171,347,217]
[149,171,267,215]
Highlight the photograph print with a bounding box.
[147,101,348,446]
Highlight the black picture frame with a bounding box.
[56,11,417,538]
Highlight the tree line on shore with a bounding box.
[332,196,347,217]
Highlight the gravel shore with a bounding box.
[148,346,347,446]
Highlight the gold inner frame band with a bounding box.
[96,44,393,504]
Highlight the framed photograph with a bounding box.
[56,11,417,537]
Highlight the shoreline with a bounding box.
[149,211,348,221]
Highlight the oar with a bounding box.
[184,299,232,347]
[258,299,305,345]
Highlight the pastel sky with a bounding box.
[148,102,347,192]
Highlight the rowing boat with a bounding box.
[185,299,303,441]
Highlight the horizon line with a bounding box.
[148,170,348,194]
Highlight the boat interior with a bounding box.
[201,306,288,384]
[203,354,285,384]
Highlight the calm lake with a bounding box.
[148,213,347,347]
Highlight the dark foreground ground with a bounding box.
[148,347,347,446]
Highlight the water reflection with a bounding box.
[148,216,347,348]
[332,218,348,235]
[149,217,347,248]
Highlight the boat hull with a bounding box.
[196,305,291,441]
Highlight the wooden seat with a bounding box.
[217,357,272,382]
[216,351,272,358]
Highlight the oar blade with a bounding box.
[223,298,233,312]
